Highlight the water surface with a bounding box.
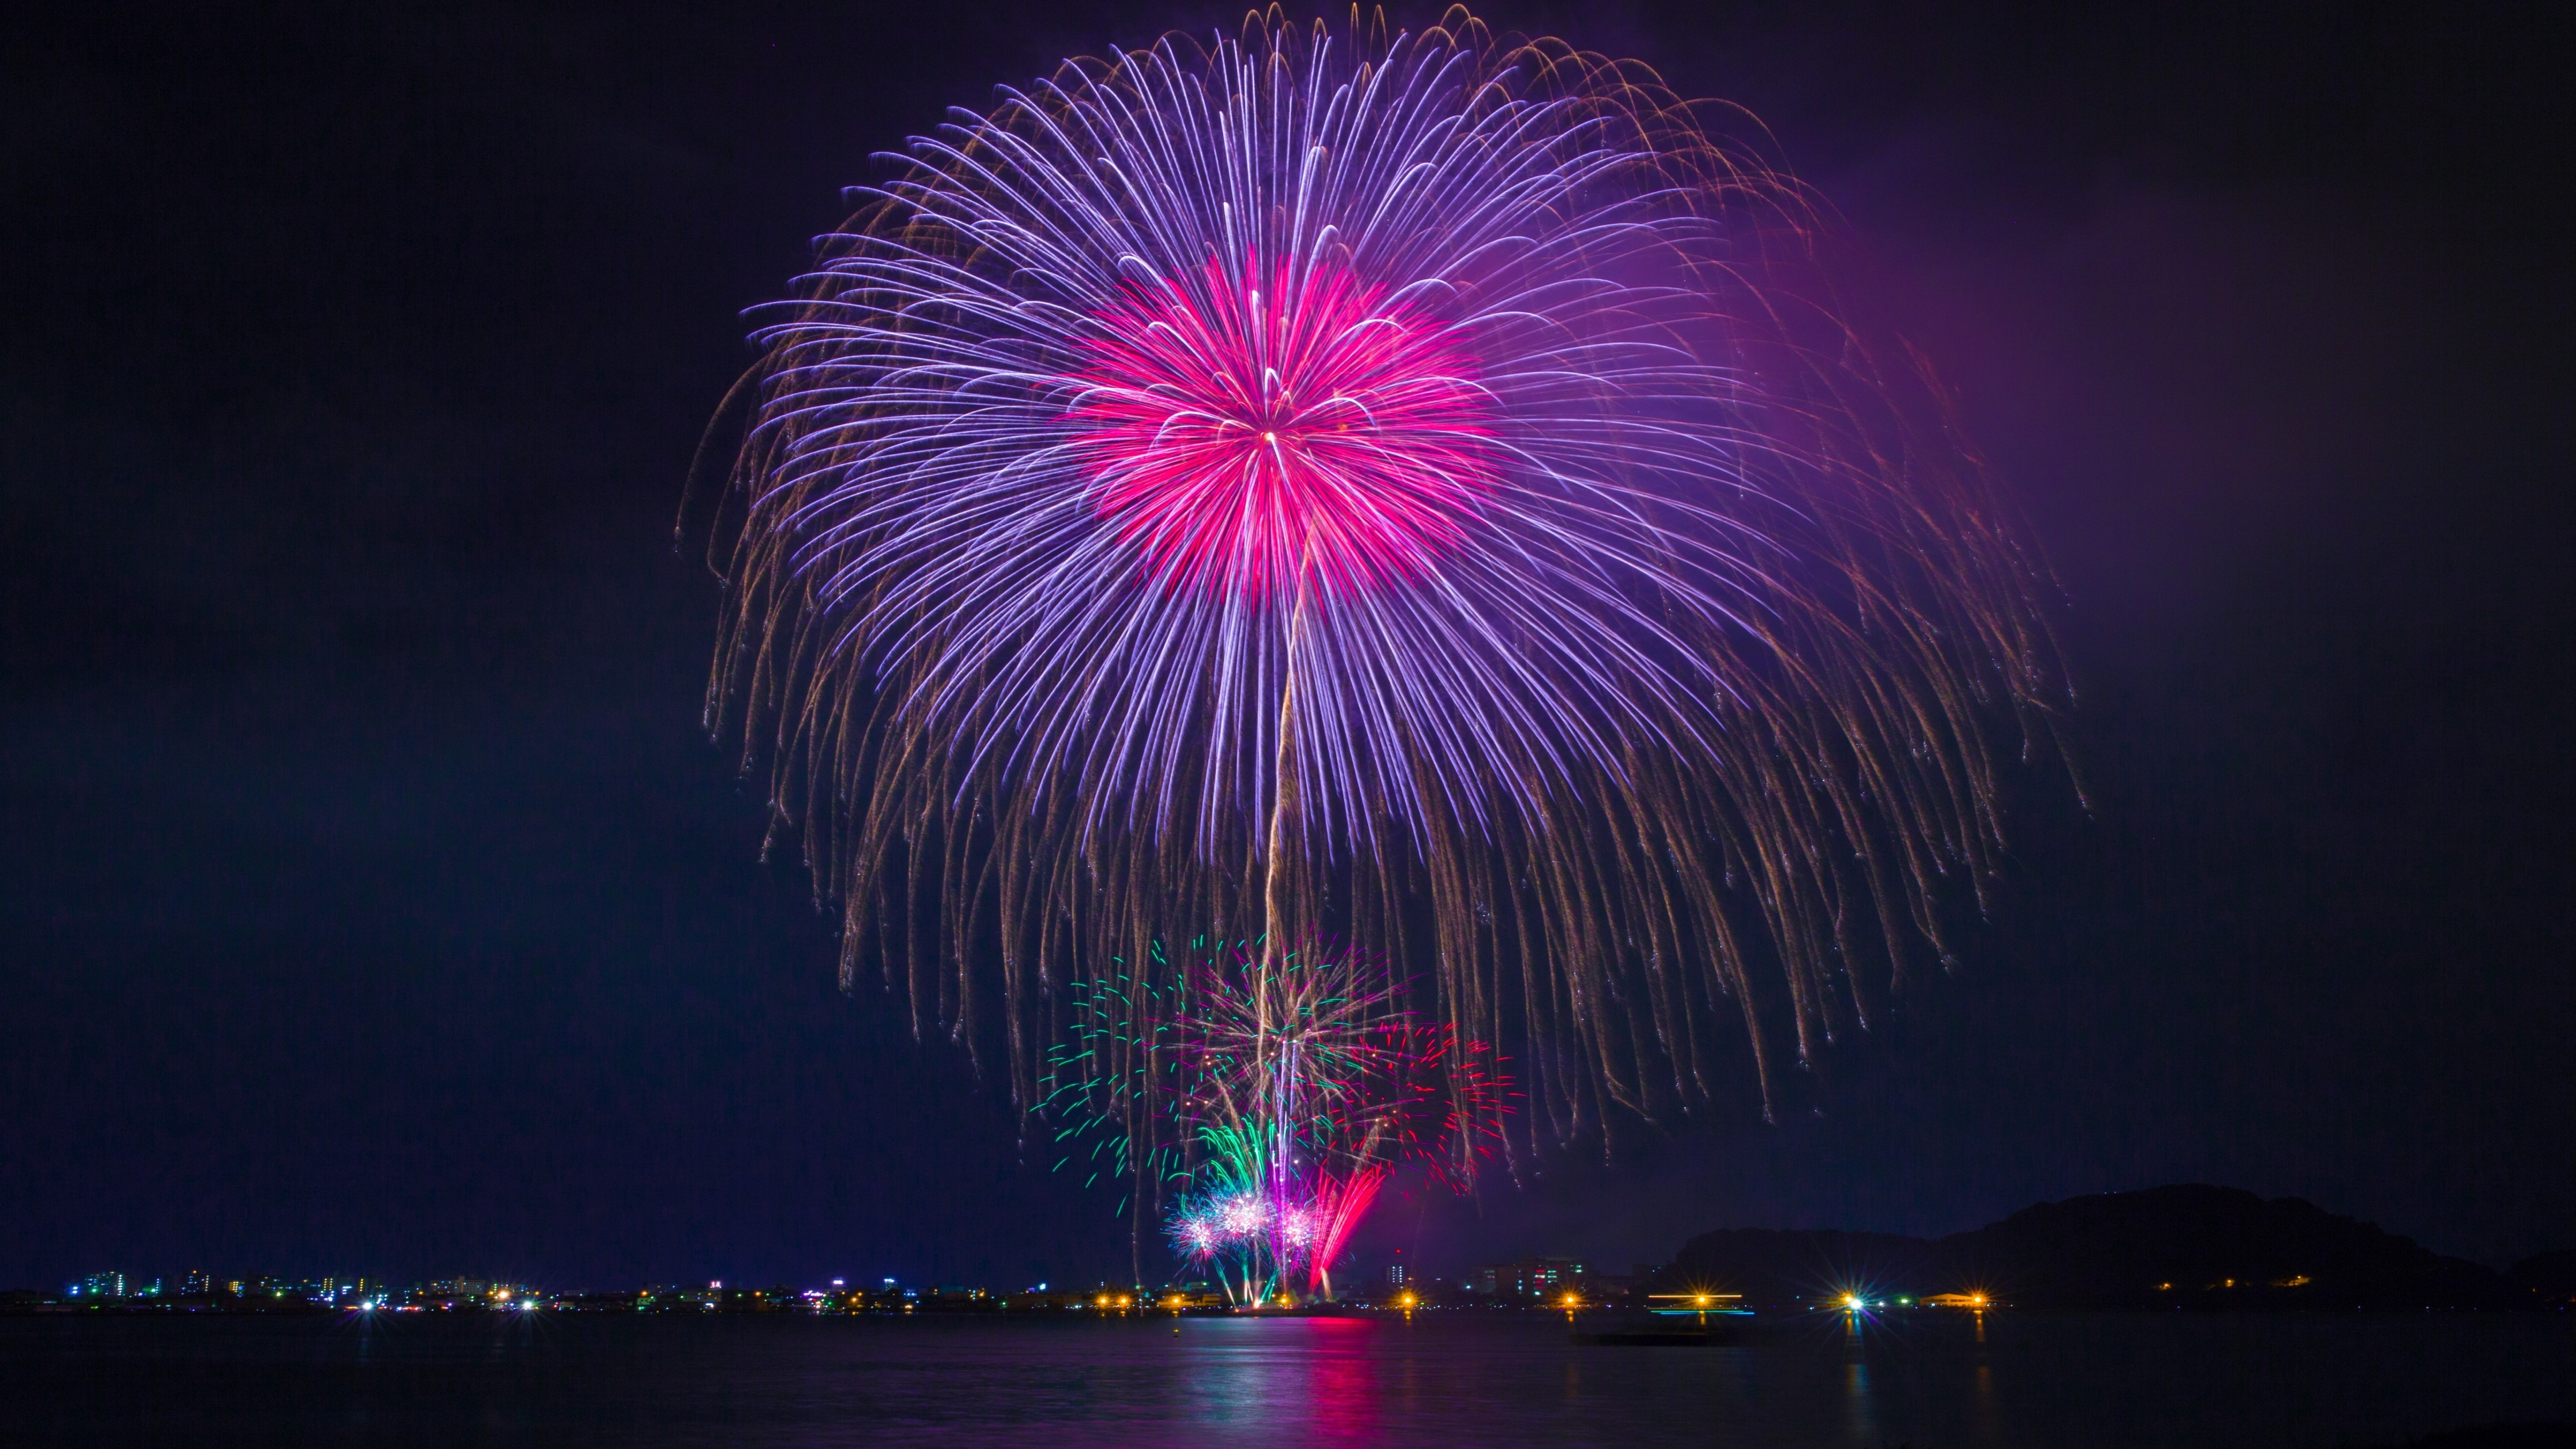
[4,1310,2568,1446]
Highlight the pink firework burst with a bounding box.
[1070,261,1499,597]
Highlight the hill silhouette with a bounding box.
[1653,1184,2523,1310]
[2503,1250,2576,1308]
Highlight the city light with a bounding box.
[29,1266,1754,1320]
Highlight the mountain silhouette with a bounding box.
[1654,1184,2518,1309]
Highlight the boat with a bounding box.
[1571,1301,1759,1346]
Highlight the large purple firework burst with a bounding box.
[706,9,2071,1157]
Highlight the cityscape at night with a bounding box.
[19,1264,1624,1316]
[24,1183,2574,1321]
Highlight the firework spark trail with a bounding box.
[1064,939,1503,1299]
[1043,938,1503,1206]
[1073,260,1499,596]
[708,9,2072,1165]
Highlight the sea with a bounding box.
[3,1309,2570,1446]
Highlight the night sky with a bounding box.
[5,2,2567,1293]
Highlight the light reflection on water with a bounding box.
[1843,1360,1880,1445]
[2,1310,2570,1446]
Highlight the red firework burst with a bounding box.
[1070,261,1499,597]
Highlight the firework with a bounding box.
[1047,938,1504,1301]
[707,12,2070,1154]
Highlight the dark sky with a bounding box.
[4,1,2567,1292]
